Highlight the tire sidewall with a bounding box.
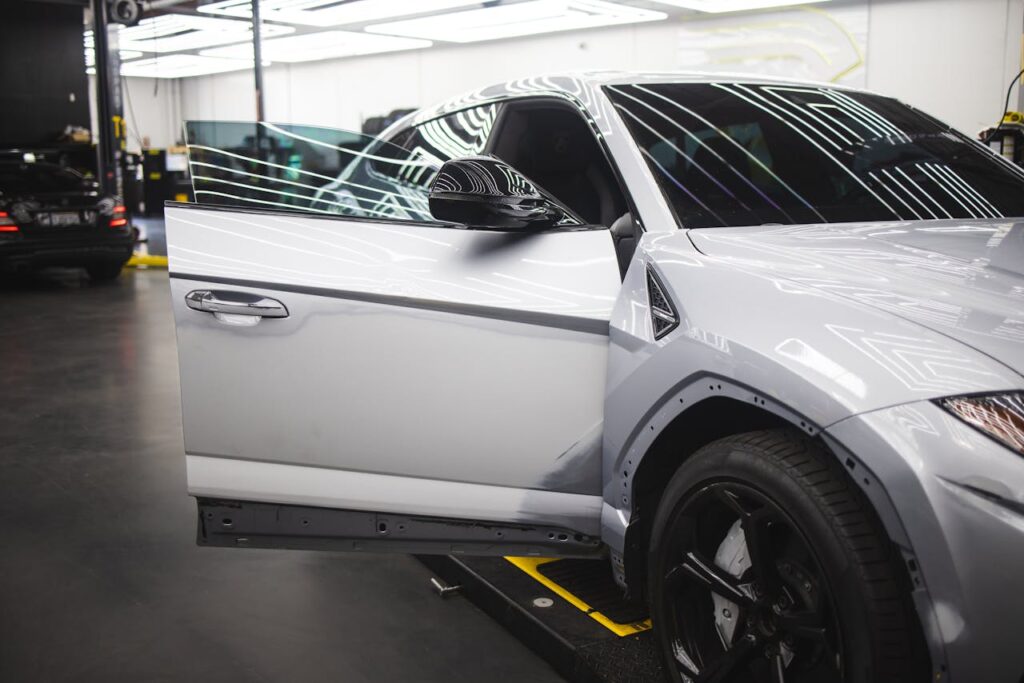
[647,434,879,683]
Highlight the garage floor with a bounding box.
[0,268,565,683]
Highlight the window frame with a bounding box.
[399,93,644,234]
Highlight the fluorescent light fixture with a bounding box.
[201,30,430,63]
[119,54,255,79]
[198,0,487,27]
[366,0,666,43]
[647,0,830,12]
[84,29,143,70]
[85,49,144,68]
[118,15,293,53]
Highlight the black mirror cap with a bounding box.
[428,155,579,230]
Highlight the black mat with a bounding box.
[536,558,650,625]
[418,555,665,683]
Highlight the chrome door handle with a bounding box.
[185,289,289,318]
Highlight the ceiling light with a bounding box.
[85,49,144,68]
[365,0,666,43]
[119,54,255,79]
[647,0,830,13]
[84,30,143,70]
[201,30,430,63]
[198,0,487,27]
[118,14,293,53]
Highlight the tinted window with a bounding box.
[370,104,499,188]
[0,163,87,194]
[184,120,439,221]
[490,102,626,226]
[605,83,1024,228]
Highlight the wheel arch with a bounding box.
[608,376,944,677]
[610,376,822,595]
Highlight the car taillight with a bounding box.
[0,211,18,232]
[109,205,128,228]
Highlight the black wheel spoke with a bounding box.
[658,481,846,683]
[777,609,827,643]
[715,487,782,595]
[715,487,749,518]
[744,510,784,593]
[670,642,701,680]
[770,653,786,683]
[667,551,753,607]
[695,635,758,683]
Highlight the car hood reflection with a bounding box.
[689,219,1024,376]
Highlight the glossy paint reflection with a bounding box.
[689,219,1024,375]
[428,156,580,229]
[167,206,618,318]
[828,401,1024,682]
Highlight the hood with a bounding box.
[689,219,1024,379]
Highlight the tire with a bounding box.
[647,429,927,683]
[86,260,125,282]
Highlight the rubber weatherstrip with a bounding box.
[169,272,610,336]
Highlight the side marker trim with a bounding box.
[169,271,610,335]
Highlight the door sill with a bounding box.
[197,498,605,558]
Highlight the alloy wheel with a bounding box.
[659,481,844,683]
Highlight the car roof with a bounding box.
[408,70,866,124]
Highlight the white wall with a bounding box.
[162,0,1024,138]
[866,0,1024,134]
[121,76,183,150]
[177,21,686,130]
[89,75,182,151]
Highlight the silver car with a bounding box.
[168,73,1024,683]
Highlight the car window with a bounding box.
[605,82,1024,228]
[184,120,441,222]
[368,104,499,188]
[489,101,627,226]
[0,163,87,194]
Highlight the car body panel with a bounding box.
[600,228,1020,557]
[187,454,604,535]
[827,401,1024,682]
[167,204,619,532]
[689,219,1024,376]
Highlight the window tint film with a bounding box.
[184,121,440,222]
[369,104,499,186]
[605,83,1024,228]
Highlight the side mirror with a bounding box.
[428,156,580,230]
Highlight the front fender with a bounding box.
[601,230,1016,556]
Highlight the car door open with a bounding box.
[169,120,621,557]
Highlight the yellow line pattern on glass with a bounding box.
[504,557,651,637]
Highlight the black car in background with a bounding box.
[0,161,133,281]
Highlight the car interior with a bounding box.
[489,101,638,274]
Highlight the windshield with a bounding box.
[605,82,1024,228]
[0,163,88,195]
[184,120,441,222]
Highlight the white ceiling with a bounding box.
[86,0,832,78]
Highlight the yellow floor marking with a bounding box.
[126,253,169,268]
[505,557,651,637]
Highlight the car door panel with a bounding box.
[168,204,620,535]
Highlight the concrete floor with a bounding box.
[134,216,167,256]
[0,268,564,683]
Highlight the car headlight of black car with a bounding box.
[938,392,1024,456]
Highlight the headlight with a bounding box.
[938,392,1024,456]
